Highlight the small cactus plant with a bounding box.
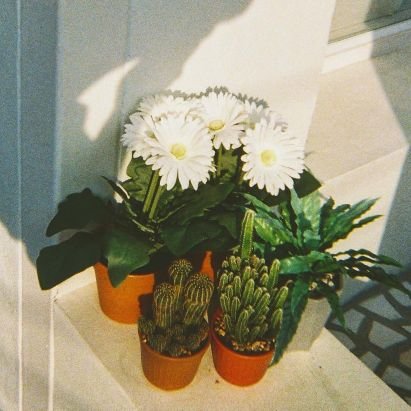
[138,258,214,357]
[216,209,289,353]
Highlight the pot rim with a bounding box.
[94,261,156,278]
[210,311,274,360]
[139,331,210,362]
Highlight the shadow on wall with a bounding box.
[1,0,252,266]
[60,0,252,202]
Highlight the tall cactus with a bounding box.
[216,209,289,352]
[153,283,177,328]
[239,209,255,259]
[138,259,214,357]
[183,273,214,326]
[169,258,193,309]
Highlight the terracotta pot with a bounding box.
[190,250,224,282]
[139,333,210,390]
[94,262,155,324]
[210,312,274,386]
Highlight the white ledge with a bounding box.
[56,283,408,410]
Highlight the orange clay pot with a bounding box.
[139,333,210,390]
[190,250,224,282]
[210,311,274,386]
[94,262,155,324]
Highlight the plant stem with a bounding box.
[215,146,223,178]
[235,149,244,185]
[148,184,164,221]
[142,170,160,216]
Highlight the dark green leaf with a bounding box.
[37,232,102,290]
[321,198,378,248]
[168,182,235,226]
[290,277,310,317]
[102,176,129,202]
[241,193,273,214]
[161,220,223,256]
[103,228,151,287]
[46,189,110,236]
[293,169,322,198]
[210,211,240,239]
[344,262,411,298]
[272,291,308,364]
[317,283,345,327]
[336,249,402,267]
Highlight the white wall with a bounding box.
[1,1,58,409]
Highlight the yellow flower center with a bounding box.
[260,149,277,166]
[209,119,225,132]
[171,143,187,160]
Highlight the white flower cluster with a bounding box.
[121,90,304,195]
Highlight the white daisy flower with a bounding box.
[138,93,196,121]
[244,100,287,131]
[241,121,304,196]
[121,113,156,160]
[145,114,215,191]
[199,91,247,150]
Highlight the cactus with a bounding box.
[183,273,214,326]
[216,209,289,353]
[153,283,177,328]
[138,259,214,357]
[168,258,193,309]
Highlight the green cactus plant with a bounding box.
[138,258,214,357]
[216,209,289,353]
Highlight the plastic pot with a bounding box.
[94,262,155,324]
[139,333,209,390]
[210,311,274,386]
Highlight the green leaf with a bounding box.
[272,291,308,364]
[125,157,152,201]
[344,262,411,298]
[290,277,310,317]
[254,215,295,247]
[37,232,102,290]
[168,182,235,226]
[280,251,334,274]
[210,210,240,239]
[161,220,223,256]
[317,283,345,327]
[300,190,321,235]
[290,190,311,247]
[103,228,151,287]
[46,189,110,236]
[241,193,273,214]
[293,169,322,198]
[335,249,401,267]
[102,176,129,201]
[321,198,378,249]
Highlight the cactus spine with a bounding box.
[216,209,289,352]
[138,259,214,357]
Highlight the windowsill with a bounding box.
[56,283,409,410]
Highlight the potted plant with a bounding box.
[211,209,289,386]
[138,258,213,390]
[245,189,411,362]
[36,88,318,323]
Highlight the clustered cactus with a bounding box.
[138,259,214,357]
[217,209,289,352]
